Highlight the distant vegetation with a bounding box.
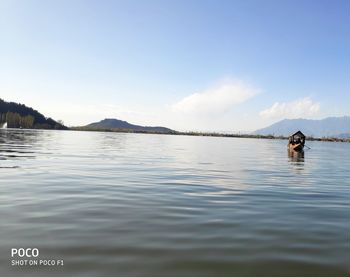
[173,132,350,142]
[0,99,66,129]
[72,126,350,143]
[1,112,34,128]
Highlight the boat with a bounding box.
[288,131,305,152]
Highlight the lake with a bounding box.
[1,129,350,277]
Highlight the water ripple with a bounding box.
[1,129,350,276]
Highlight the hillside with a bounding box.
[254,116,350,138]
[0,98,66,129]
[82,118,175,134]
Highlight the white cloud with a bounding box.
[260,97,320,120]
[172,80,258,115]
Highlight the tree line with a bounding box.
[1,112,35,128]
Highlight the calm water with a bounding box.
[1,129,350,277]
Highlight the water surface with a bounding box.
[1,129,350,276]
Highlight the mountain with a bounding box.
[0,98,66,129]
[84,118,175,134]
[254,116,350,138]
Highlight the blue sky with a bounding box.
[1,0,350,131]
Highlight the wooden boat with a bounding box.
[288,131,305,152]
[289,143,304,152]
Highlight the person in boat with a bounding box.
[288,131,305,151]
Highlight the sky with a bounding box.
[1,0,350,132]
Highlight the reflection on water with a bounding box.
[288,149,305,163]
[0,130,41,164]
[1,129,350,277]
[288,149,305,174]
[288,149,305,164]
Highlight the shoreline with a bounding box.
[2,126,350,143]
[69,127,350,143]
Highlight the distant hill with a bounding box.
[254,116,350,138]
[0,98,66,129]
[83,118,175,134]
